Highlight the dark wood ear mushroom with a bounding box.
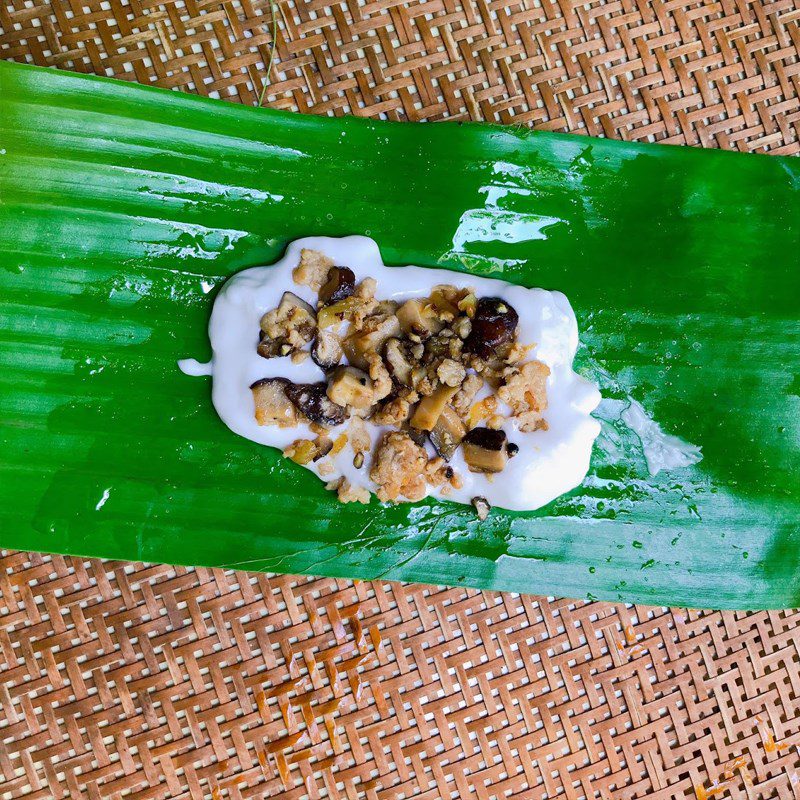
[464,297,519,359]
[319,266,356,306]
[285,382,348,427]
[462,427,508,473]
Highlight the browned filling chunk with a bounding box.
[250,251,550,508]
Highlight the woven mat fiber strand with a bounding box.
[2,0,800,799]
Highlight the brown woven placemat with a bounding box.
[3,2,800,799]
[3,552,800,800]
[2,0,799,152]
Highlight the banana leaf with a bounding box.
[1,61,798,610]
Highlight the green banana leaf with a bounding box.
[1,61,798,609]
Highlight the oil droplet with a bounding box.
[588,566,595,574]
[743,552,749,559]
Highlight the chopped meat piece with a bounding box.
[348,417,371,455]
[373,395,413,426]
[326,477,371,504]
[436,358,467,388]
[467,395,498,429]
[369,431,429,502]
[293,249,334,291]
[498,360,550,432]
[365,351,393,403]
[351,278,379,328]
[452,373,483,418]
[412,370,438,397]
[452,316,472,339]
[505,342,534,365]
[486,415,505,430]
[317,460,335,476]
[424,456,451,488]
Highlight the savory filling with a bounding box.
[250,248,552,511]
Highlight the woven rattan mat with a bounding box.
[3,1,800,799]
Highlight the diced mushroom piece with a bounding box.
[327,366,374,410]
[347,314,401,369]
[410,384,458,431]
[463,297,519,359]
[384,338,414,385]
[428,404,466,461]
[250,378,298,427]
[472,496,491,521]
[258,291,317,358]
[285,382,348,427]
[462,427,509,473]
[319,266,356,306]
[311,330,343,370]
[397,299,442,338]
